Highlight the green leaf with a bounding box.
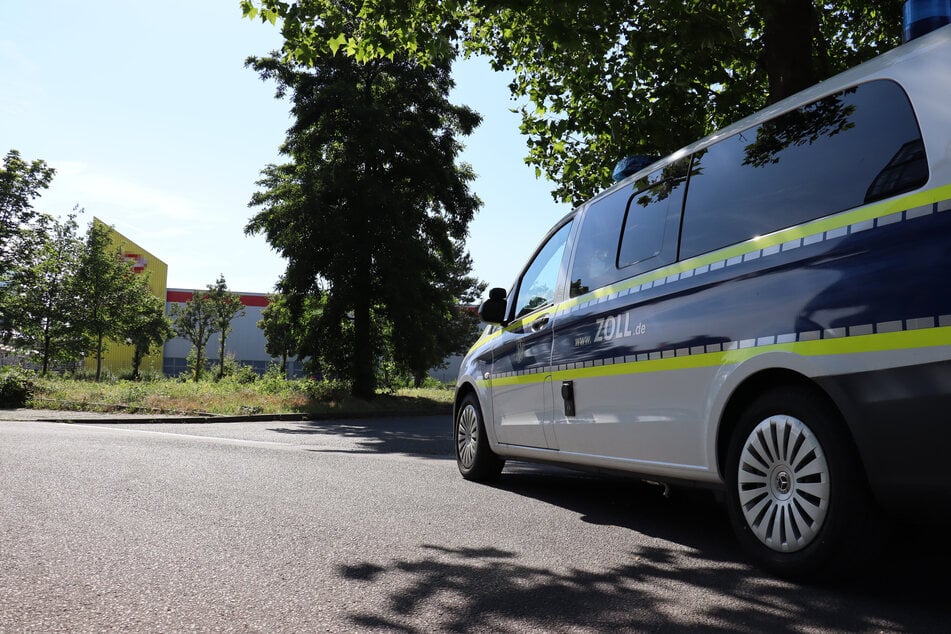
[240,1,258,20]
[328,33,347,56]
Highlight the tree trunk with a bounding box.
[95,333,104,381]
[194,348,203,382]
[41,332,51,377]
[351,295,375,399]
[758,0,827,104]
[217,337,226,381]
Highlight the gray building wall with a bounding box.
[163,289,303,377]
[163,289,471,382]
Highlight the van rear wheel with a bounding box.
[455,393,504,482]
[725,386,881,579]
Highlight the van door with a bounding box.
[489,221,573,449]
[550,165,687,460]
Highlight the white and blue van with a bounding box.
[453,14,951,578]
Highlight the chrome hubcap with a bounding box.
[457,404,479,469]
[737,415,830,553]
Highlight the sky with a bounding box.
[1,0,572,297]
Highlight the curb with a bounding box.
[36,408,454,425]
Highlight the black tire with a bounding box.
[725,385,883,580]
[455,392,505,481]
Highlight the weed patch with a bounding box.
[26,375,454,416]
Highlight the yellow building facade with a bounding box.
[83,218,168,377]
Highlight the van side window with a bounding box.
[680,79,928,259]
[568,189,626,298]
[619,161,688,269]
[569,162,688,298]
[512,221,573,319]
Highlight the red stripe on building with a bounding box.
[240,295,269,307]
[166,290,269,307]
[166,290,195,303]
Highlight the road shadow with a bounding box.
[495,463,740,558]
[267,415,454,458]
[337,464,950,632]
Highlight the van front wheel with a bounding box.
[725,386,879,579]
[455,393,504,482]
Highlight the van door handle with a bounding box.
[531,316,550,332]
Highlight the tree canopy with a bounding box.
[206,275,246,381]
[390,240,485,387]
[243,0,903,204]
[5,212,88,375]
[245,45,483,398]
[123,291,173,380]
[74,220,153,381]
[257,290,310,375]
[171,289,220,382]
[0,149,55,281]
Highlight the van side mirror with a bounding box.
[478,287,508,325]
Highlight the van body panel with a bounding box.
[817,360,951,514]
[487,314,557,449]
[456,24,951,523]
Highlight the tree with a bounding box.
[243,1,903,204]
[257,291,306,376]
[245,45,482,398]
[391,240,485,387]
[171,290,218,382]
[73,220,144,381]
[257,294,295,375]
[206,275,245,381]
[6,212,87,375]
[0,149,55,282]
[122,289,173,380]
[1,149,56,335]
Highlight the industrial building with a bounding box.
[80,220,290,379]
[51,220,456,380]
[84,218,168,377]
[162,288,304,377]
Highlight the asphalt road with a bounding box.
[1,416,947,633]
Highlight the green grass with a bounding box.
[29,375,455,417]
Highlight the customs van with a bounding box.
[453,16,951,578]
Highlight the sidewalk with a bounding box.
[0,408,206,423]
[0,407,449,424]
[0,408,316,424]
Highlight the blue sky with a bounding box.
[1,1,570,296]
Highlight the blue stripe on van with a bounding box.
[549,195,951,371]
[487,194,951,382]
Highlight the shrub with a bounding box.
[185,348,201,381]
[0,366,37,408]
[228,363,258,385]
[418,375,452,390]
[213,354,258,385]
[258,363,289,395]
[302,377,352,402]
[118,381,148,405]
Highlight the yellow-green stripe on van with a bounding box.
[479,325,951,388]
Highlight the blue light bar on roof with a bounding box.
[903,0,951,42]
[611,155,658,182]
